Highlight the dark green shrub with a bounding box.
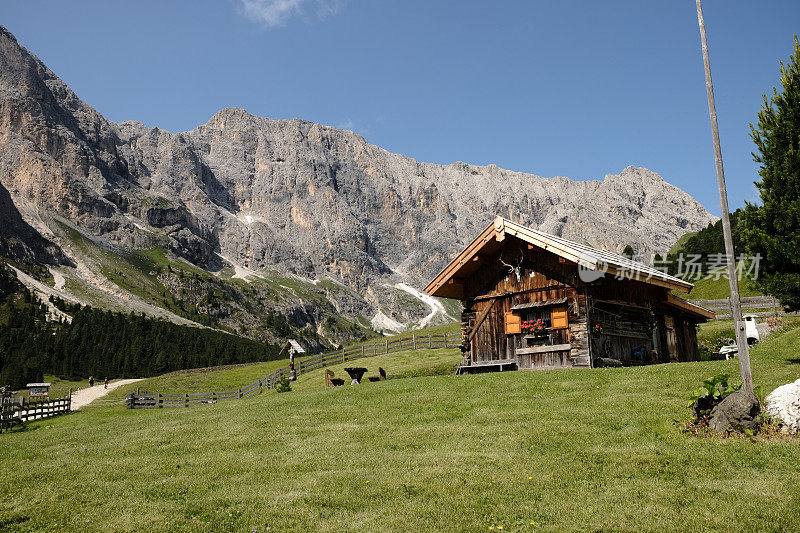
[275,377,292,393]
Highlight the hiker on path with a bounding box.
[104,377,108,389]
[89,376,94,387]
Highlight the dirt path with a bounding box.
[70,379,143,410]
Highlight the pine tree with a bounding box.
[740,36,800,310]
[621,245,634,259]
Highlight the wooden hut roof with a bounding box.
[664,294,716,320]
[425,217,695,299]
[279,339,305,356]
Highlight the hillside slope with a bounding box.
[2,322,799,531]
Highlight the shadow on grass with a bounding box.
[0,513,30,528]
[4,421,42,434]
[786,358,800,365]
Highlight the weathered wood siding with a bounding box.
[568,292,590,367]
[588,300,655,364]
[458,238,704,370]
[461,242,588,368]
[669,314,701,362]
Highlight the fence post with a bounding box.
[386,338,389,353]
[157,393,162,408]
[342,348,346,363]
[237,388,242,399]
[429,335,432,348]
[413,333,416,350]
[362,344,365,358]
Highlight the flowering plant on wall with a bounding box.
[593,324,603,335]
[522,318,546,335]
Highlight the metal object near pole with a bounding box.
[696,0,753,393]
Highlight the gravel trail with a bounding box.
[70,379,143,410]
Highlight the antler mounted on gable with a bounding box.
[499,250,524,282]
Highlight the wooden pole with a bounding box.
[696,0,753,394]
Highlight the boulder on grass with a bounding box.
[709,389,761,434]
[764,378,800,434]
[595,357,623,368]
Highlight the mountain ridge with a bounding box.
[0,25,717,344]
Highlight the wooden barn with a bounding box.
[425,217,714,373]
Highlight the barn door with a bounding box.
[664,316,678,362]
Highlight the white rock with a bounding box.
[764,378,800,434]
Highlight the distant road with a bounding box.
[71,379,143,410]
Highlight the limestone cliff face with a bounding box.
[0,26,716,333]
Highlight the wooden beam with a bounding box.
[473,284,570,302]
[696,0,752,393]
[467,297,498,343]
[425,224,496,296]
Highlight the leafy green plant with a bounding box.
[275,377,292,393]
[688,374,742,419]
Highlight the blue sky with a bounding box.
[2,0,798,216]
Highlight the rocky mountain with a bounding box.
[0,26,716,346]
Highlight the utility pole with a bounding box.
[696,0,753,394]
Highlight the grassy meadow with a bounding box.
[2,323,800,531]
[684,273,763,301]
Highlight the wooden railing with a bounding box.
[1,393,72,432]
[688,296,790,320]
[127,332,461,409]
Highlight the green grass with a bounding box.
[106,342,461,399]
[96,323,464,400]
[42,376,86,399]
[3,325,800,531]
[13,376,86,400]
[668,231,696,255]
[106,361,294,399]
[290,347,461,391]
[353,321,460,347]
[685,270,764,300]
[698,319,736,342]
[55,221,199,318]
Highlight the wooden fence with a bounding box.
[688,296,789,320]
[1,393,72,432]
[127,332,461,409]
